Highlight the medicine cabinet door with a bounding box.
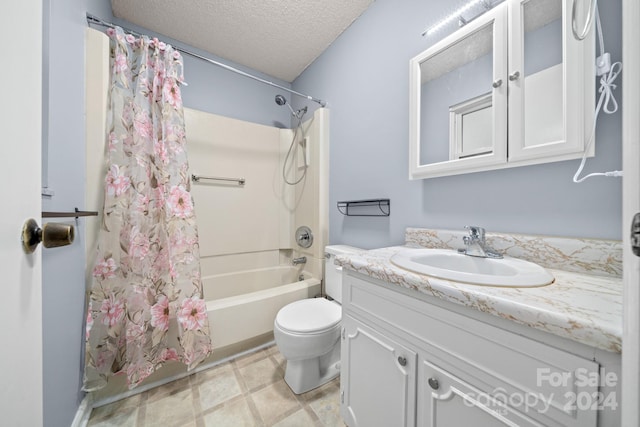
[409,4,508,179]
[507,0,595,164]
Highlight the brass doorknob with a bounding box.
[22,219,75,254]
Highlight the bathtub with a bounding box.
[90,266,319,405]
[202,266,321,353]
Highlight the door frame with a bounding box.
[622,0,640,425]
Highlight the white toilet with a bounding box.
[274,245,361,394]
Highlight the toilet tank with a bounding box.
[324,245,362,303]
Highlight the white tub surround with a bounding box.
[336,229,622,353]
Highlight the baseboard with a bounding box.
[70,395,94,427]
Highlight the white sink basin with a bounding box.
[390,248,554,287]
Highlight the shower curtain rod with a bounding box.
[86,13,328,107]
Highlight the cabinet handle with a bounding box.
[428,377,440,390]
[492,79,503,88]
[397,356,407,366]
[509,71,520,81]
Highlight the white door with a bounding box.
[622,0,640,425]
[0,1,43,426]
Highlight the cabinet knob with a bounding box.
[397,356,407,366]
[428,377,440,390]
[492,79,503,88]
[509,71,521,81]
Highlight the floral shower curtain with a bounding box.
[84,27,212,391]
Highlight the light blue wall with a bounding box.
[42,1,294,426]
[293,0,623,249]
[41,1,108,426]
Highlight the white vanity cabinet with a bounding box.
[340,271,617,427]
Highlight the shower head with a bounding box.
[275,93,307,119]
[275,94,287,106]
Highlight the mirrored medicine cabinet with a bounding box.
[409,0,595,179]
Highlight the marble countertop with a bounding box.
[337,246,622,353]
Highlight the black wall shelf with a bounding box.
[337,199,390,217]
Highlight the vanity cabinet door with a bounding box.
[340,314,417,427]
[419,358,542,427]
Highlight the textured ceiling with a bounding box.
[111,0,374,83]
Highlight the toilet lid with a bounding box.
[276,298,341,333]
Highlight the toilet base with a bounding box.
[283,345,340,394]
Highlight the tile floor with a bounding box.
[87,344,346,427]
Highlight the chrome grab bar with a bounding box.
[191,174,245,186]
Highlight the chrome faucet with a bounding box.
[292,256,307,265]
[459,226,502,259]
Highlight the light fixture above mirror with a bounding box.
[421,0,506,37]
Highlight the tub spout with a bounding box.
[292,256,307,265]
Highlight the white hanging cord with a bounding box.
[572,5,623,183]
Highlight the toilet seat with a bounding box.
[275,298,341,334]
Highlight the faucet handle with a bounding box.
[464,225,485,239]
